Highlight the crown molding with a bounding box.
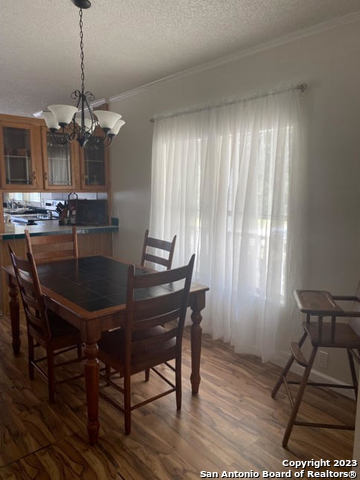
[91,97,107,108]
[110,10,360,104]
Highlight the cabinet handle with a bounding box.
[32,171,36,182]
[43,172,48,182]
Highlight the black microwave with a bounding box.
[74,199,108,226]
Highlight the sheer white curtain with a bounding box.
[150,89,305,361]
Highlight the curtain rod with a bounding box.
[150,83,307,123]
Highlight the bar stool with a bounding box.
[272,289,360,448]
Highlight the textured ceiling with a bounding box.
[1,0,360,116]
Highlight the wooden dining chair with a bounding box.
[140,229,176,270]
[8,245,83,403]
[25,226,78,263]
[98,254,195,434]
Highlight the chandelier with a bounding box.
[42,0,125,147]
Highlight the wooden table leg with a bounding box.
[189,291,205,395]
[84,341,100,444]
[8,273,20,355]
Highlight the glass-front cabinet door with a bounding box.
[80,135,108,191]
[0,121,42,189]
[41,127,78,190]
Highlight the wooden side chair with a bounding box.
[272,289,360,448]
[9,246,83,403]
[25,226,78,263]
[98,254,195,434]
[140,229,176,270]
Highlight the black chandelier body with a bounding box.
[43,1,124,148]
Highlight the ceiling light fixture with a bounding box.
[42,0,125,147]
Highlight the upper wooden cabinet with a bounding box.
[0,114,110,193]
[41,127,79,191]
[80,132,109,191]
[0,119,43,190]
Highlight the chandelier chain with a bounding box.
[79,8,85,94]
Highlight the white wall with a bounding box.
[109,17,360,385]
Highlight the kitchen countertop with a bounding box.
[0,220,119,240]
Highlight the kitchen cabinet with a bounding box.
[80,132,109,191]
[41,127,79,190]
[0,119,43,190]
[0,114,110,193]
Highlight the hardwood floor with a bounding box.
[0,316,356,479]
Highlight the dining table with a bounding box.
[2,255,208,444]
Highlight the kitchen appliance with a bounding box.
[59,197,108,226]
[75,199,108,225]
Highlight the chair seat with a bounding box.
[305,322,360,348]
[98,326,176,375]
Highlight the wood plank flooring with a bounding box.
[0,316,356,479]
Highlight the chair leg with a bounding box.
[347,349,358,401]
[282,346,317,449]
[28,335,35,380]
[176,358,182,411]
[77,343,82,360]
[145,369,150,382]
[272,331,307,399]
[124,372,131,435]
[47,347,56,403]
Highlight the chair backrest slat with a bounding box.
[8,246,51,340]
[33,249,75,260]
[140,229,176,270]
[146,237,173,251]
[123,254,195,369]
[143,253,169,268]
[134,292,184,321]
[25,227,78,263]
[132,309,181,331]
[134,263,190,288]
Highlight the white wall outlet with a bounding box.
[318,350,328,369]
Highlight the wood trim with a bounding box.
[0,113,45,126]
[31,124,43,190]
[72,139,81,190]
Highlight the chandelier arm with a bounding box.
[83,93,97,129]
[84,91,95,101]
[71,89,82,106]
